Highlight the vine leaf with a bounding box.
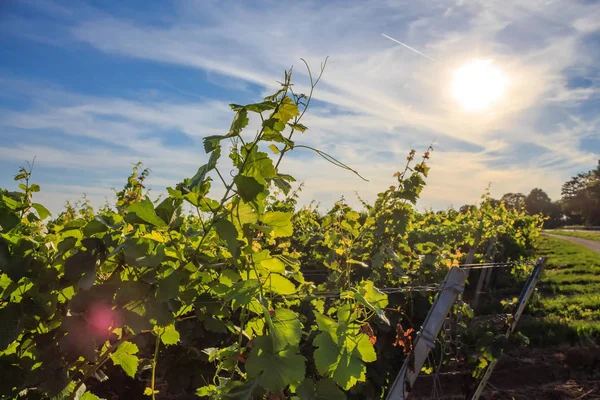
[313,314,377,390]
[110,341,139,378]
[159,324,180,345]
[234,175,264,202]
[244,150,277,184]
[268,144,280,154]
[273,97,300,123]
[264,274,296,295]
[126,198,167,228]
[296,379,345,400]
[215,219,238,255]
[156,270,182,303]
[229,108,249,136]
[0,303,23,350]
[80,392,101,400]
[257,256,285,274]
[313,333,365,390]
[64,251,96,289]
[32,203,51,220]
[265,308,302,352]
[352,281,390,325]
[260,211,293,238]
[231,101,276,113]
[121,309,152,333]
[203,136,224,153]
[246,336,305,393]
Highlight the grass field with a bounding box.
[519,235,600,344]
[544,229,600,242]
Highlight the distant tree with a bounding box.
[561,160,600,226]
[524,188,552,215]
[501,192,526,210]
[459,204,476,214]
[522,188,562,227]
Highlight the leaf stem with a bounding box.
[151,334,161,400]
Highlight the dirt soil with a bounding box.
[409,346,600,399]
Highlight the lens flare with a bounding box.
[88,304,115,333]
[451,59,508,111]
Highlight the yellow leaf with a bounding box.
[144,387,159,396]
[143,231,166,243]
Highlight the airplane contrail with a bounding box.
[381,33,438,63]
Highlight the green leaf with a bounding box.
[195,385,217,397]
[215,219,238,255]
[231,101,276,113]
[228,109,249,136]
[244,150,277,184]
[203,135,226,153]
[265,274,296,295]
[233,175,264,202]
[0,303,24,350]
[110,341,139,378]
[313,332,339,376]
[313,312,336,334]
[316,379,345,400]
[260,211,293,238]
[272,174,295,195]
[313,333,366,390]
[230,200,258,229]
[121,309,152,333]
[159,324,180,345]
[81,392,101,400]
[297,379,345,400]
[1,194,20,211]
[156,270,182,303]
[289,122,308,133]
[155,196,180,226]
[246,336,305,393]
[83,219,108,236]
[273,97,300,124]
[32,203,51,220]
[189,165,209,189]
[126,198,167,228]
[64,250,96,289]
[266,308,302,352]
[123,238,165,268]
[262,118,286,138]
[268,144,280,154]
[353,281,390,325]
[258,257,285,274]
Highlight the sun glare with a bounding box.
[451,59,508,112]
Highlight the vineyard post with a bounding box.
[472,237,496,309]
[470,256,547,400]
[481,243,498,292]
[386,266,468,400]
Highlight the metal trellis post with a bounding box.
[470,256,547,400]
[386,266,468,400]
[472,237,496,310]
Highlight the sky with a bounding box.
[1,0,599,215]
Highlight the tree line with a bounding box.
[460,160,600,228]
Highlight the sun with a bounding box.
[451,59,508,112]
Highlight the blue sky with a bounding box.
[1,0,599,213]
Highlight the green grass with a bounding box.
[523,235,600,344]
[544,229,600,241]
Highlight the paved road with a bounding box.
[542,233,600,254]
